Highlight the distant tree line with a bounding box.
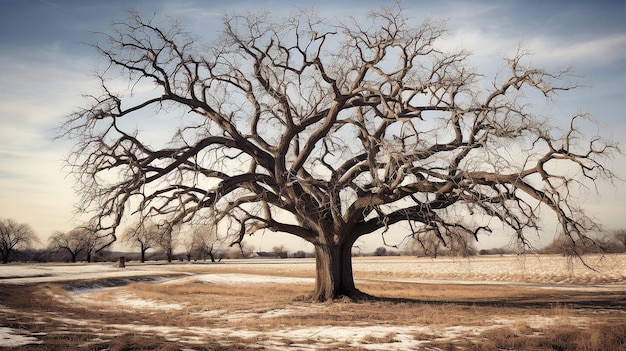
[2,216,626,263]
[0,218,39,264]
[539,230,626,255]
[376,229,626,257]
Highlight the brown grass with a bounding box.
[478,322,626,351]
[1,261,625,350]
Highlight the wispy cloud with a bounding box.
[38,0,69,13]
[0,41,94,234]
[527,33,626,67]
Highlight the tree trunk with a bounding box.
[166,247,173,263]
[312,241,358,301]
[140,247,146,263]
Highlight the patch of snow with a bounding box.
[259,308,297,318]
[0,262,180,285]
[3,255,625,287]
[350,255,626,285]
[46,313,462,350]
[0,304,16,313]
[191,273,314,285]
[490,314,590,329]
[71,289,184,311]
[0,327,42,347]
[218,308,296,321]
[112,293,184,310]
[193,305,317,322]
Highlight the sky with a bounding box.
[0,0,625,252]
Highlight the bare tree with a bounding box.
[158,224,179,262]
[226,243,255,259]
[374,247,387,256]
[122,221,160,262]
[0,218,39,264]
[407,227,476,257]
[49,229,87,263]
[62,5,618,300]
[612,229,626,250]
[188,223,220,262]
[272,245,288,258]
[80,227,108,262]
[405,232,441,258]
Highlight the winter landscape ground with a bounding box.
[1,254,625,350]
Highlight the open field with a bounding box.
[1,254,625,350]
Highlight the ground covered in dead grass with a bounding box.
[1,254,625,350]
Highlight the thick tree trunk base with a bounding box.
[299,288,376,303]
[311,241,363,302]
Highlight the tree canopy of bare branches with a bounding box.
[122,220,161,262]
[0,218,39,264]
[49,229,87,263]
[185,223,221,262]
[61,5,618,300]
[48,227,106,263]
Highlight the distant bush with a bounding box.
[478,247,515,256]
[374,247,387,256]
[402,229,477,258]
[540,231,626,255]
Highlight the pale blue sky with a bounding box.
[1,0,625,251]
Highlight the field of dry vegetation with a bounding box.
[1,254,625,350]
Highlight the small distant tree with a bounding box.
[49,229,87,262]
[122,221,160,263]
[540,231,617,255]
[181,232,195,262]
[227,243,255,259]
[0,218,39,264]
[80,227,108,262]
[479,247,510,256]
[157,224,180,262]
[374,247,387,256]
[272,245,288,258]
[187,224,220,262]
[406,227,476,257]
[292,250,308,258]
[405,231,441,257]
[613,229,626,250]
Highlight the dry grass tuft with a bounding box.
[478,322,626,351]
[361,331,399,344]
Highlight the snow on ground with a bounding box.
[190,273,315,285]
[71,290,185,311]
[0,327,42,348]
[25,312,579,351]
[1,255,625,349]
[0,262,184,285]
[153,272,315,286]
[350,254,626,285]
[1,254,625,286]
[35,314,502,350]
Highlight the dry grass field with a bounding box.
[1,254,625,350]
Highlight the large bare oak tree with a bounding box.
[62,6,618,300]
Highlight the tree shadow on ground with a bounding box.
[360,290,626,311]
